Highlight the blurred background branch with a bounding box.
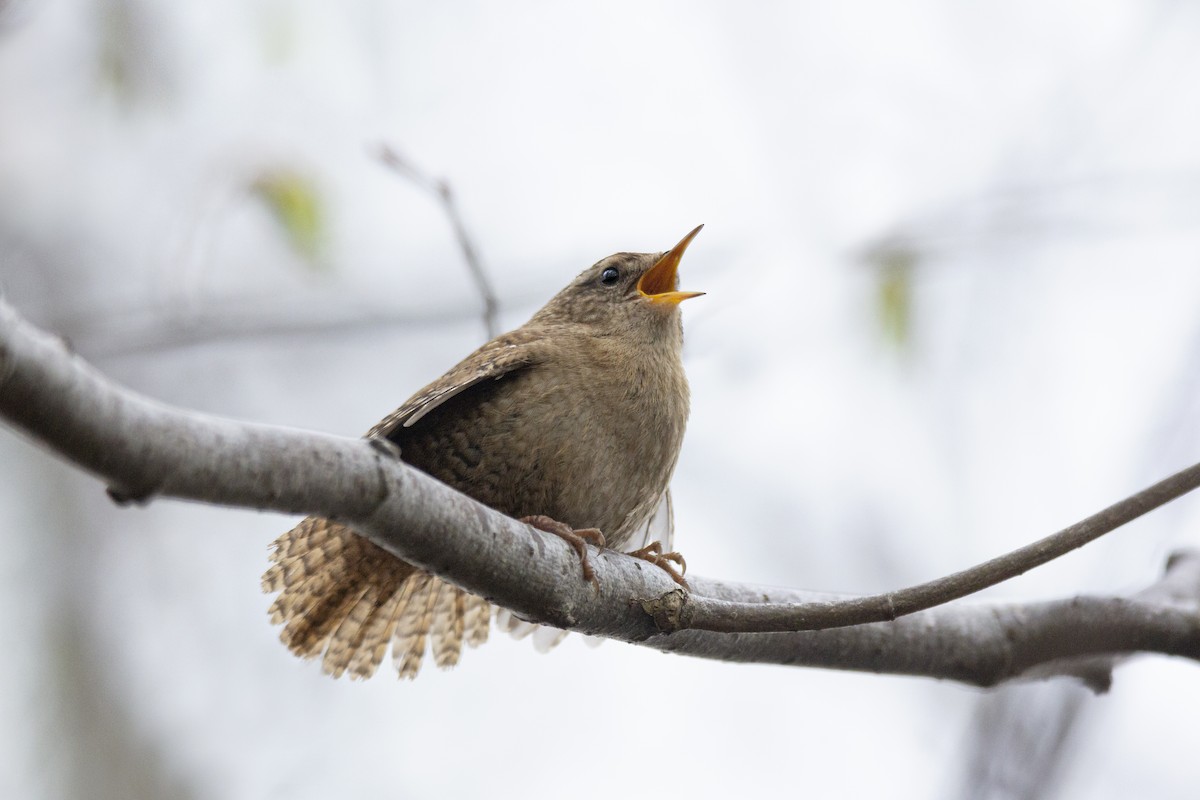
[375,143,500,339]
[3,3,1200,799]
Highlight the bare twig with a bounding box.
[375,144,500,338]
[652,462,1200,634]
[1,295,1199,690]
[673,557,1200,688]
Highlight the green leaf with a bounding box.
[252,170,326,268]
[873,244,916,349]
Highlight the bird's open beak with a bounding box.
[638,224,706,306]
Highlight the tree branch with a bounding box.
[1,295,1198,691]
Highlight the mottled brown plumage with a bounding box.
[263,226,704,679]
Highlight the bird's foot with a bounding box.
[629,541,689,589]
[521,515,606,590]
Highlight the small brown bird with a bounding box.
[262,226,704,679]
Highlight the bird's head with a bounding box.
[535,225,705,339]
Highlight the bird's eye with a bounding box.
[600,267,620,286]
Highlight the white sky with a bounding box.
[2,1,1200,798]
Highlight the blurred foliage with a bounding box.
[96,0,171,107]
[251,170,327,268]
[869,241,917,350]
[96,0,136,95]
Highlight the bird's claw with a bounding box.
[629,541,689,589]
[521,515,605,591]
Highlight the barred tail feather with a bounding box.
[429,582,466,669]
[393,574,436,679]
[323,582,381,679]
[263,517,493,680]
[463,592,491,647]
[346,581,407,679]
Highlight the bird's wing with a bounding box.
[367,329,547,438]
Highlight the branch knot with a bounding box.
[642,587,690,633]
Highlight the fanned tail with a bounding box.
[263,517,491,679]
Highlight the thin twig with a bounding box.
[375,144,500,338]
[659,462,1200,633]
